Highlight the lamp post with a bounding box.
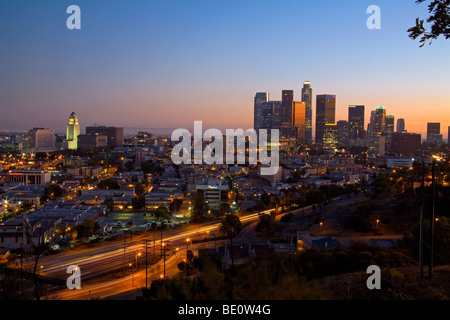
[135,252,142,271]
[376,219,380,230]
[185,238,190,275]
[162,242,166,280]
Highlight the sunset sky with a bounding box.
[0,0,449,139]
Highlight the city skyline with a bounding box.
[0,0,449,138]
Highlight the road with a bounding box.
[13,210,272,283]
[13,194,373,299]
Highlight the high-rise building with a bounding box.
[391,132,422,156]
[397,118,405,133]
[337,120,349,148]
[368,110,376,137]
[28,128,56,152]
[281,90,294,126]
[254,92,269,130]
[348,105,365,140]
[386,115,394,138]
[323,124,338,149]
[301,82,313,144]
[65,111,80,150]
[427,122,442,143]
[385,115,395,151]
[255,101,274,131]
[86,126,124,147]
[293,101,306,143]
[315,95,336,144]
[368,136,386,158]
[271,101,282,130]
[370,106,386,137]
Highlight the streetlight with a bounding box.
[376,219,380,230]
[162,242,166,279]
[135,252,142,271]
[319,222,323,231]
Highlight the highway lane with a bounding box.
[14,210,272,281]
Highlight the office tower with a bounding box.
[28,128,56,152]
[391,132,422,156]
[323,124,338,149]
[448,126,450,146]
[370,106,386,137]
[255,101,274,130]
[271,101,282,130]
[385,115,395,151]
[368,110,376,137]
[77,134,108,148]
[315,95,336,144]
[337,120,349,148]
[293,101,306,143]
[254,92,269,130]
[386,115,394,138]
[302,81,313,144]
[427,122,442,143]
[86,126,124,147]
[348,105,365,140]
[281,90,294,126]
[397,118,405,133]
[65,110,80,150]
[368,136,386,157]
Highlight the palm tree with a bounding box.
[220,214,242,269]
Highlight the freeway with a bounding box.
[13,210,273,283]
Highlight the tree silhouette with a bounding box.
[408,0,450,47]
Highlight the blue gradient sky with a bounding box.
[0,0,449,138]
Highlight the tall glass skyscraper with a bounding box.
[254,92,269,130]
[315,95,336,144]
[301,82,313,144]
[370,106,386,137]
[281,90,294,126]
[348,105,365,140]
[396,118,405,133]
[66,110,80,150]
[337,120,349,148]
[293,101,306,143]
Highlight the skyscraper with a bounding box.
[86,126,124,147]
[337,120,349,148]
[272,101,282,130]
[385,115,395,149]
[427,122,442,143]
[315,95,336,144]
[368,136,386,157]
[254,92,269,130]
[323,124,338,149]
[371,106,386,137]
[397,118,405,133]
[65,110,80,150]
[348,105,365,140]
[281,90,294,126]
[255,101,274,130]
[293,101,306,143]
[301,82,313,144]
